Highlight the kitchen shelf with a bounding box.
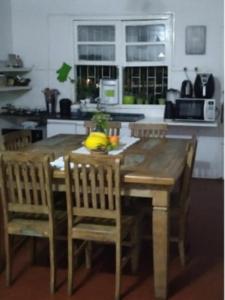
[0,67,31,73]
[0,67,32,93]
[0,85,32,92]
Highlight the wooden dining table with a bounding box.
[26,133,189,300]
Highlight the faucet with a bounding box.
[96,98,106,112]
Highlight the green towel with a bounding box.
[56,62,72,82]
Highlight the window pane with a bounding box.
[123,66,168,104]
[126,24,165,42]
[78,25,115,42]
[76,65,118,101]
[126,45,165,62]
[78,45,115,61]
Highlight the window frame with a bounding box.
[73,14,174,105]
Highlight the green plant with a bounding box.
[91,112,110,133]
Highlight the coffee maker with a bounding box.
[59,98,72,117]
[194,73,215,98]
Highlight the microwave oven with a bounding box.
[174,98,216,122]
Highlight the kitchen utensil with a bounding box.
[180,80,193,98]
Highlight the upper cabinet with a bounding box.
[0,67,32,92]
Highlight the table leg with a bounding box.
[152,190,169,300]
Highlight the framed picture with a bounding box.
[185,25,206,55]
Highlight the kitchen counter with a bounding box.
[137,117,218,127]
[48,111,145,122]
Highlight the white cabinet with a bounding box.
[47,119,130,137]
[0,67,32,92]
[47,120,76,137]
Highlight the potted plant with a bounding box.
[91,111,110,133]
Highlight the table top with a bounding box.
[28,134,189,187]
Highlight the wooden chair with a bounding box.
[129,123,168,138]
[84,121,121,135]
[0,151,66,293]
[141,136,197,266]
[170,135,197,265]
[64,153,139,300]
[1,130,32,150]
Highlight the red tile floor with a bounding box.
[0,179,223,300]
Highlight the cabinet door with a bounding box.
[75,121,86,134]
[47,122,76,137]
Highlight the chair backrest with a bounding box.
[84,121,121,136]
[0,151,54,220]
[2,130,32,150]
[129,123,168,138]
[179,135,197,207]
[64,153,121,223]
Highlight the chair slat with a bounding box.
[84,121,121,136]
[90,166,97,209]
[30,164,39,205]
[129,123,168,138]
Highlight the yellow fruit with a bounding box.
[89,132,107,139]
[84,133,108,150]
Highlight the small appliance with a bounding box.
[164,101,175,120]
[59,98,72,117]
[99,79,119,105]
[175,98,216,122]
[180,80,193,98]
[194,73,215,98]
[166,89,180,103]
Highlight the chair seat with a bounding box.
[8,211,67,237]
[71,215,134,242]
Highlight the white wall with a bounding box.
[0,0,222,109]
[0,0,12,60]
[0,0,224,178]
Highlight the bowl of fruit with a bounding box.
[83,132,120,154]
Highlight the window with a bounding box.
[74,15,173,104]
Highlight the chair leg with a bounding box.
[131,220,140,274]
[68,238,74,295]
[31,237,36,264]
[178,240,186,266]
[5,233,12,287]
[49,236,56,294]
[85,241,92,269]
[178,215,187,266]
[115,241,121,300]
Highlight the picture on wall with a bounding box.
[185,25,206,55]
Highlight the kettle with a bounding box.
[180,80,193,98]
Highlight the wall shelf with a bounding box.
[0,67,31,73]
[0,67,32,92]
[0,86,32,92]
